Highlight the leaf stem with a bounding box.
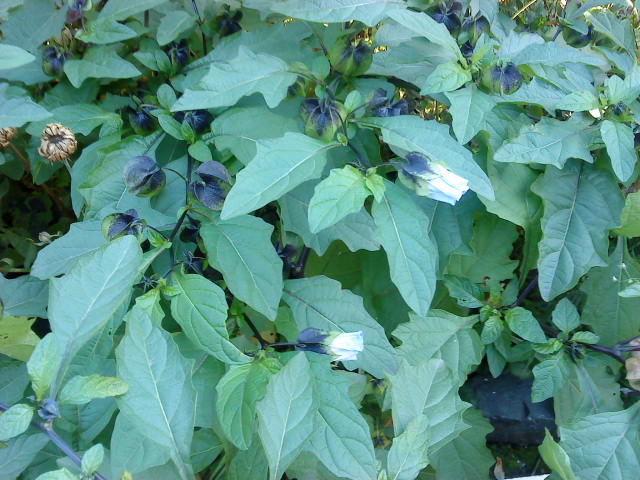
[168,209,190,243]
[242,314,269,348]
[0,402,108,480]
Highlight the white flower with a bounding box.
[329,331,364,361]
[427,164,469,205]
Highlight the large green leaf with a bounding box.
[256,352,317,480]
[0,44,34,70]
[157,11,197,46]
[0,316,39,361]
[0,433,49,480]
[99,0,169,21]
[358,116,494,199]
[199,213,283,319]
[0,84,51,128]
[172,47,297,111]
[1,0,67,52]
[283,276,398,378]
[585,9,636,56]
[393,311,483,385]
[64,46,141,88]
[76,18,138,45]
[221,133,340,219]
[0,403,33,442]
[308,166,371,233]
[600,120,636,182]
[26,104,121,137]
[430,408,494,480]
[613,191,640,237]
[532,161,624,301]
[171,273,250,364]
[531,351,572,402]
[388,359,470,454]
[31,220,106,280]
[246,0,403,25]
[48,236,142,396]
[445,86,496,144]
[580,237,640,346]
[305,356,376,479]
[58,374,128,405]
[372,180,437,316]
[539,430,576,480]
[215,359,281,450]
[111,413,170,476]
[494,116,594,168]
[0,360,30,405]
[387,415,430,480]
[227,434,269,480]
[559,403,640,480]
[115,307,196,480]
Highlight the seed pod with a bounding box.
[128,106,156,135]
[213,9,242,37]
[38,123,77,162]
[367,89,408,117]
[300,98,346,141]
[0,127,17,148]
[123,155,166,197]
[562,25,593,48]
[329,38,372,77]
[461,15,490,44]
[481,62,523,95]
[431,5,462,35]
[173,109,213,134]
[38,398,60,420]
[42,46,69,77]
[188,161,231,210]
[168,39,190,68]
[102,209,144,241]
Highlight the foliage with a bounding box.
[1,1,640,479]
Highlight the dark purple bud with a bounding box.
[42,47,69,77]
[102,209,144,240]
[168,39,190,67]
[38,398,60,420]
[195,161,232,185]
[173,109,213,134]
[123,155,166,197]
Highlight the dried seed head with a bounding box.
[38,123,77,162]
[0,127,18,148]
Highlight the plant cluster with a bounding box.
[1,1,640,479]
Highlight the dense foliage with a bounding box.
[1,0,640,479]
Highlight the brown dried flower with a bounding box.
[38,123,77,162]
[0,127,18,148]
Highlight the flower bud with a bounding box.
[562,25,593,48]
[212,9,242,37]
[300,98,346,141]
[367,89,409,117]
[173,109,213,135]
[168,39,190,68]
[0,127,17,148]
[296,328,365,361]
[329,38,372,77]
[123,155,166,197]
[398,152,469,205]
[102,209,144,241]
[38,398,60,420]
[431,5,462,35]
[188,161,231,210]
[461,15,490,45]
[42,46,70,77]
[38,123,77,162]
[481,62,523,96]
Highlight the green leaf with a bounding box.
[570,331,599,343]
[499,77,566,114]
[215,359,280,450]
[111,413,170,476]
[26,334,61,401]
[0,84,51,128]
[0,274,48,318]
[99,0,170,21]
[585,9,636,56]
[443,275,484,308]
[305,356,376,479]
[600,120,636,182]
[393,311,483,385]
[555,90,600,112]
[0,316,39,362]
[248,0,403,25]
[422,61,471,95]
[115,307,196,480]
[580,237,640,346]
[0,433,48,480]
[64,46,141,88]
[505,307,547,343]
[387,414,430,480]
[1,0,67,52]
[509,41,607,67]
[58,374,129,405]
[283,276,399,378]
[308,166,371,233]
[494,116,594,168]
[539,429,576,480]
[531,351,572,402]
[429,408,495,480]
[187,141,212,163]
[199,213,283,319]
[76,18,138,44]
[0,360,30,405]
[157,11,197,46]
[388,359,470,454]
[48,236,142,396]
[171,273,250,364]
[191,429,223,473]
[552,298,581,333]
[81,444,105,476]
[532,161,623,301]
[614,191,640,237]
[36,468,82,480]
[0,404,33,441]
[445,86,497,144]
[256,352,317,480]
[221,133,339,219]
[559,403,640,480]
[173,47,297,111]
[447,212,519,285]
[26,104,121,137]
[372,180,437,316]
[0,44,34,70]
[227,433,269,480]
[31,220,107,280]
[358,116,494,199]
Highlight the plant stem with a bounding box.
[290,246,311,279]
[143,131,166,156]
[192,0,208,55]
[0,402,107,480]
[243,314,269,348]
[7,142,30,171]
[168,209,190,243]
[512,274,538,307]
